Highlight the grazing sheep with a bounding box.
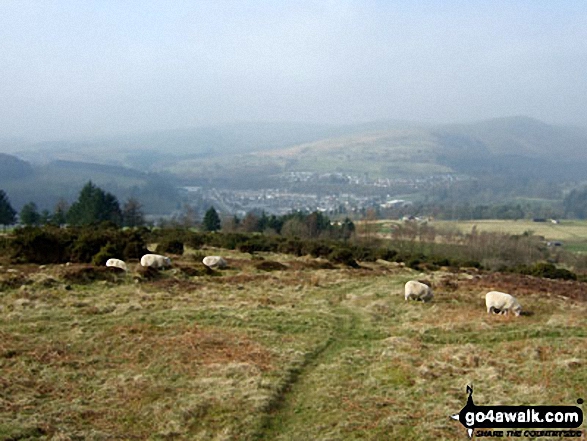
[105,258,127,271]
[140,253,172,269]
[202,256,227,269]
[485,291,522,316]
[404,280,433,302]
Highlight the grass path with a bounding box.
[253,307,361,440]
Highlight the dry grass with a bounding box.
[0,253,585,440]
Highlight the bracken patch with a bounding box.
[457,272,587,302]
[62,265,122,284]
[102,324,275,372]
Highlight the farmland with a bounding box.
[1,247,585,440]
[371,219,587,257]
[431,219,587,242]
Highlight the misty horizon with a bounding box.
[2,1,587,142]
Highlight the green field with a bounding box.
[1,248,585,440]
[371,219,587,255]
[433,219,587,254]
[431,219,587,240]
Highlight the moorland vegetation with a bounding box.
[1,223,586,439]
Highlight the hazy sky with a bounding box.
[1,0,587,141]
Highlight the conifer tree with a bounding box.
[203,206,221,232]
[67,181,122,226]
[0,189,17,229]
[20,202,41,226]
[51,199,69,226]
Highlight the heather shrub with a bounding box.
[209,232,248,250]
[350,245,377,262]
[10,227,73,264]
[278,238,304,256]
[63,265,122,284]
[185,232,207,249]
[237,236,277,254]
[156,238,184,255]
[70,228,123,263]
[122,230,149,260]
[303,241,333,258]
[375,248,398,261]
[255,260,288,271]
[92,242,120,266]
[329,247,359,267]
[514,262,577,280]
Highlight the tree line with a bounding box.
[1,182,356,240]
[3,181,587,231]
[0,182,145,228]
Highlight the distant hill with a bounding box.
[0,153,34,181]
[2,117,587,209]
[6,117,585,172]
[436,116,587,158]
[162,117,586,183]
[0,159,180,214]
[6,122,357,169]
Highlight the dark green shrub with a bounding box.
[516,262,577,280]
[0,236,10,254]
[351,245,377,262]
[156,238,184,255]
[375,248,398,261]
[255,260,288,271]
[460,260,482,269]
[407,258,422,270]
[210,233,248,250]
[303,241,333,258]
[328,247,359,267]
[70,229,120,263]
[92,242,119,266]
[431,257,450,267]
[122,231,149,260]
[278,238,304,256]
[184,232,207,249]
[10,227,73,264]
[237,236,277,254]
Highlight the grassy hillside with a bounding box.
[159,117,587,188]
[439,116,587,158]
[6,122,355,169]
[258,129,452,177]
[162,127,465,181]
[1,249,585,440]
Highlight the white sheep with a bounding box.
[485,291,522,316]
[202,256,227,269]
[105,258,127,271]
[140,253,172,269]
[404,280,433,302]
